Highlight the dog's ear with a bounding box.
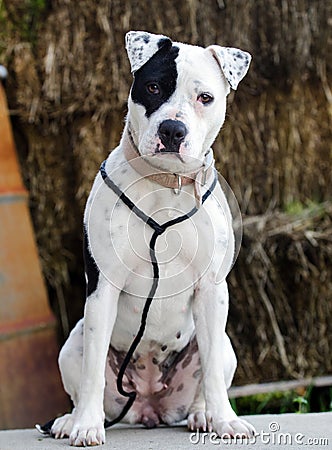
[206,45,251,90]
[125,31,172,73]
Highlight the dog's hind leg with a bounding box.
[187,383,207,431]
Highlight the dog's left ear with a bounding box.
[207,46,252,90]
[125,31,172,73]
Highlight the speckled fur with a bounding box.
[52,31,254,447]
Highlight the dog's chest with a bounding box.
[88,165,228,290]
[111,183,220,290]
[108,188,209,347]
[87,155,229,348]
[114,193,226,347]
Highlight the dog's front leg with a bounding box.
[192,280,255,438]
[69,277,119,447]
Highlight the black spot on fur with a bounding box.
[193,368,202,379]
[182,355,192,369]
[131,39,179,118]
[176,405,187,418]
[176,383,184,392]
[83,225,99,297]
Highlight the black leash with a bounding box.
[100,160,217,428]
[37,159,217,435]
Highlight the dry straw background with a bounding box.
[1,0,331,384]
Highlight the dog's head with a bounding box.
[125,31,251,172]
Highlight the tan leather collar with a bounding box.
[122,127,215,207]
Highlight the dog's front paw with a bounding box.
[207,412,256,438]
[52,413,75,439]
[69,417,105,447]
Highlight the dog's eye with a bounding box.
[146,83,160,95]
[198,93,214,105]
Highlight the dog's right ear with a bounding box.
[125,31,172,73]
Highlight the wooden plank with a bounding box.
[0,81,27,194]
[229,375,332,398]
[0,76,70,428]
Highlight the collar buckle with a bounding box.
[173,175,182,195]
[202,164,208,186]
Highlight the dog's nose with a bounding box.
[157,120,188,152]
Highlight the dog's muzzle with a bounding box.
[157,119,188,153]
[124,126,215,207]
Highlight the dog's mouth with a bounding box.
[153,147,186,163]
[143,149,206,177]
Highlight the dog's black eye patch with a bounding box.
[131,42,179,118]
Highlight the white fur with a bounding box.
[53,32,254,446]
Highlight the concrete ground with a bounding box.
[0,412,331,450]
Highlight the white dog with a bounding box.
[49,31,253,446]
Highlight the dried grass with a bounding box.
[1,0,331,381]
[229,202,332,383]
